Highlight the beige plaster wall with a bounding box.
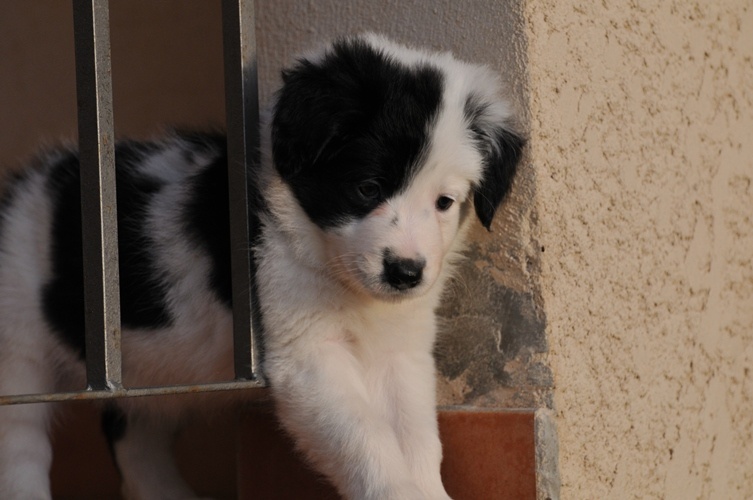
[526,1,753,497]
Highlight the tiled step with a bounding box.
[236,408,536,500]
[50,402,238,499]
[51,403,536,499]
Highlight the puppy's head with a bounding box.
[271,34,525,300]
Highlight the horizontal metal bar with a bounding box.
[0,380,267,406]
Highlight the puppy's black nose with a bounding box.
[383,254,425,290]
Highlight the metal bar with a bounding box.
[221,0,266,384]
[73,0,122,391]
[0,380,267,406]
[0,0,270,406]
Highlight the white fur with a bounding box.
[0,35,519,499]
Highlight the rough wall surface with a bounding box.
[526,1,753,497]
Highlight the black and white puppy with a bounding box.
[0,34,524,499]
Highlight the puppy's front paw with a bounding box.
[417,484,453,500]
[390,482,453,500]
[420,489,453,500]
[389,482,426,500]
[425,485,454,500]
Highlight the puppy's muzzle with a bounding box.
[382,251,425,291]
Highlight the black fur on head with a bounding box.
[272,35,526,231]
[465,95,526,230]
[271,36,444,228]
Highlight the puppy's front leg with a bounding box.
[268,339,425,500]
[388,351,452,500]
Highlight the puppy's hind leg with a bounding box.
[110,410,206,500]
[0,404,55,500]
[0,352,56,499]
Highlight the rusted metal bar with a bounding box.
[73,0,122,391]
[221,0,266,385]
[0,380,267,406]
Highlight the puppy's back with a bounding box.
[0,132,232,362]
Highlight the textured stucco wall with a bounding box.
[526,1,753,497]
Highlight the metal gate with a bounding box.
[0,0,267,406]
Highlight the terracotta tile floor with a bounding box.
[438,410,536,500]
[50,403,536,499]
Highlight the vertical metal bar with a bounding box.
[221,0,265,384]
[73,0,122,391]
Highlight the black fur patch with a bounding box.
[181,132,233,307]
[101,404,127,464]
[272,36,444,228]
[464,96,526,230]
[42,143,173,358]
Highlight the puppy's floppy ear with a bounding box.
[466,97,526,230]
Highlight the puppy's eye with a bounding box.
[357,181,382,201]
[436,195,455,212]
